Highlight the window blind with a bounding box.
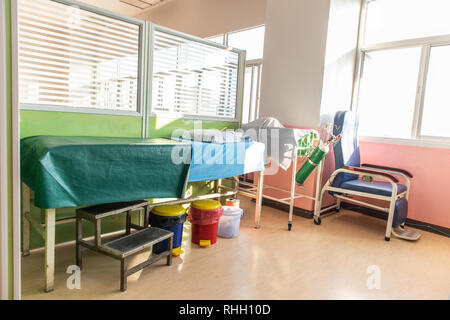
[151,29,240,119]
[18,0,141,112]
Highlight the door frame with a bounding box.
[0,0,20,301]
[0,0,10,301]
[10,0,21,300]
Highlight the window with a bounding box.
[17,0,143,113]
[150,27,243,120]
[205,25,266,62]
[228,25,265,61]
[420,46,450,138]
[365,0,450,44]
[355,0,450,141]
[205,26,265,123]
[241,63,262,124]
[226,26,265,123]
[358,48,421,138]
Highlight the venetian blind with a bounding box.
[151,28,240,119]
[18,0,141,112]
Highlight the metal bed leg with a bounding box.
[234,176,239,195]
[76,216,83,269]
[44,209,56,293]
[313,189,326,225]
[120,259,127,292]
[288,156,298,231]
[21,183,31,256]
[314,166,329,226]
[254,170,264,229]
[95,219,102,246]
[313,161,324,224]
[126,210,132,235]
[139,208,144,227]
[167,235,173,266]
[215,179,223,201]
[144,205,150,228]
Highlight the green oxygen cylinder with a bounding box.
[295,142,329,185]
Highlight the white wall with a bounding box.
[259,0,331,127]
[135,0,267,38]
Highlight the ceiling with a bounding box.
[78,0,169,17]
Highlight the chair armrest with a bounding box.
[342,166,399,183]
[361,164,413,178]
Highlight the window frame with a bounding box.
[242,61,263,124]
[226,24,265,63]
[208,24,265,64]
[18,0,147,116]
[352,0,450,148]
[206,25,265,125]
[147,23,246,123]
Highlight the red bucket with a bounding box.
[189,200,224,246]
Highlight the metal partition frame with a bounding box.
[222,144,324,231]
[147,23,246,125]
[17,0,147,117]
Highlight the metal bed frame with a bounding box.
[221,144,324,231]
[20,168,265,293]
[20,137,323,293]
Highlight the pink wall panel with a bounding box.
[360,141,450,228]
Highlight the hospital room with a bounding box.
[0,0,449,307]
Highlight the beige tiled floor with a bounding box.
[22,197,450,300]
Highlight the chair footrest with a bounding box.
[104,227,173,258]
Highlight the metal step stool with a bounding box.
[103,227,173,291]
[76,200,174,291]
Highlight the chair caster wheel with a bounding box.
[384,236,390,241]
[314,217,321,225]
[288,223,292,231]
[336,208,340,213]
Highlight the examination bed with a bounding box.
[20,135,266,292]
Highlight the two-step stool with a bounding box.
[76,200,174,291]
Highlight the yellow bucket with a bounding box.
[191,199,222,210]
[152,204,186,217]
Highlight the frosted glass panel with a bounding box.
[152,29,240,119]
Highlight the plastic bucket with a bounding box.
[218,206,244,238]
[150,205,187,256]
[225,198,240,208]
[153,224,185,255]
[189,200,224,246]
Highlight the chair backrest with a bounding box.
[332,111,360,187]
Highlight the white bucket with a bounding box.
[218,206,244,238]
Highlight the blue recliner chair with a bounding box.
[313,111,420,241]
